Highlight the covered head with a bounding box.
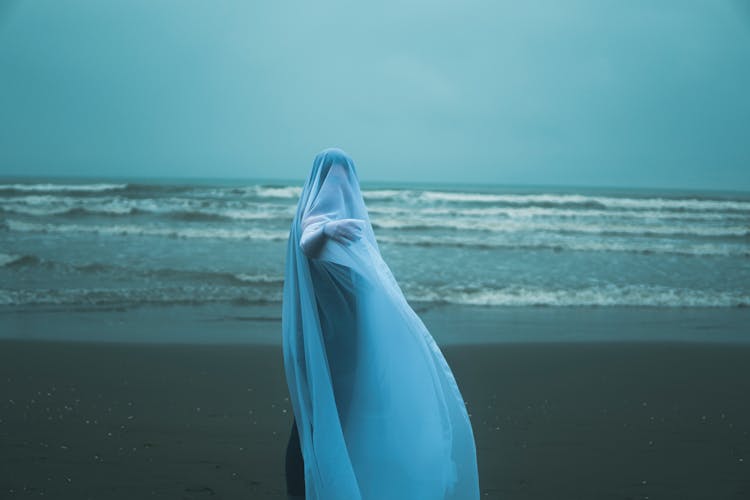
[300,147,360,216]
[293,147,377,256]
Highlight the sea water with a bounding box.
[1,178,748,313]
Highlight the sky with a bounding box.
[0,0,749,190]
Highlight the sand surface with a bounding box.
[1,338,749,499]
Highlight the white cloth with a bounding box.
[282,147,480,499]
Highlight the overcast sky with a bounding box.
[1,0,749,190]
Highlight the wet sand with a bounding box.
[1,337,748,499]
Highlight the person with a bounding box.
[281,147,480,500]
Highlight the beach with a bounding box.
[2,179,749,498]
[1,306,749,499]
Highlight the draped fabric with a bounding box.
[281,148,480,499]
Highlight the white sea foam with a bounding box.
[210,207,293,221]
[363,189,750,212]
[5,217,745,256]
[405,283,750,307]
[366,205,744,222]
[363,189,412,201]
[5,219,288,241]
[420,191,750,211]
[245,186,302,198]
[0,196,294,220]
[0,183,128,193]
[2,283,744,308]
[376,234,749,257]
[234,273,284,284]
[371,216,749,238]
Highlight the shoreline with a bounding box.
[2,303,749,345]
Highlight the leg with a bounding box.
[285,417,305,498]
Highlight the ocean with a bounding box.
[1,177,749,313]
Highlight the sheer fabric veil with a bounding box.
[282,147,480,499]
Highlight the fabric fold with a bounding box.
[282,147,480,499]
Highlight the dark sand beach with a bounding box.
[1,307,749,499]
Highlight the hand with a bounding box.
[323,218,365,244]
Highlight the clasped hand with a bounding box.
[323,218,365,244]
